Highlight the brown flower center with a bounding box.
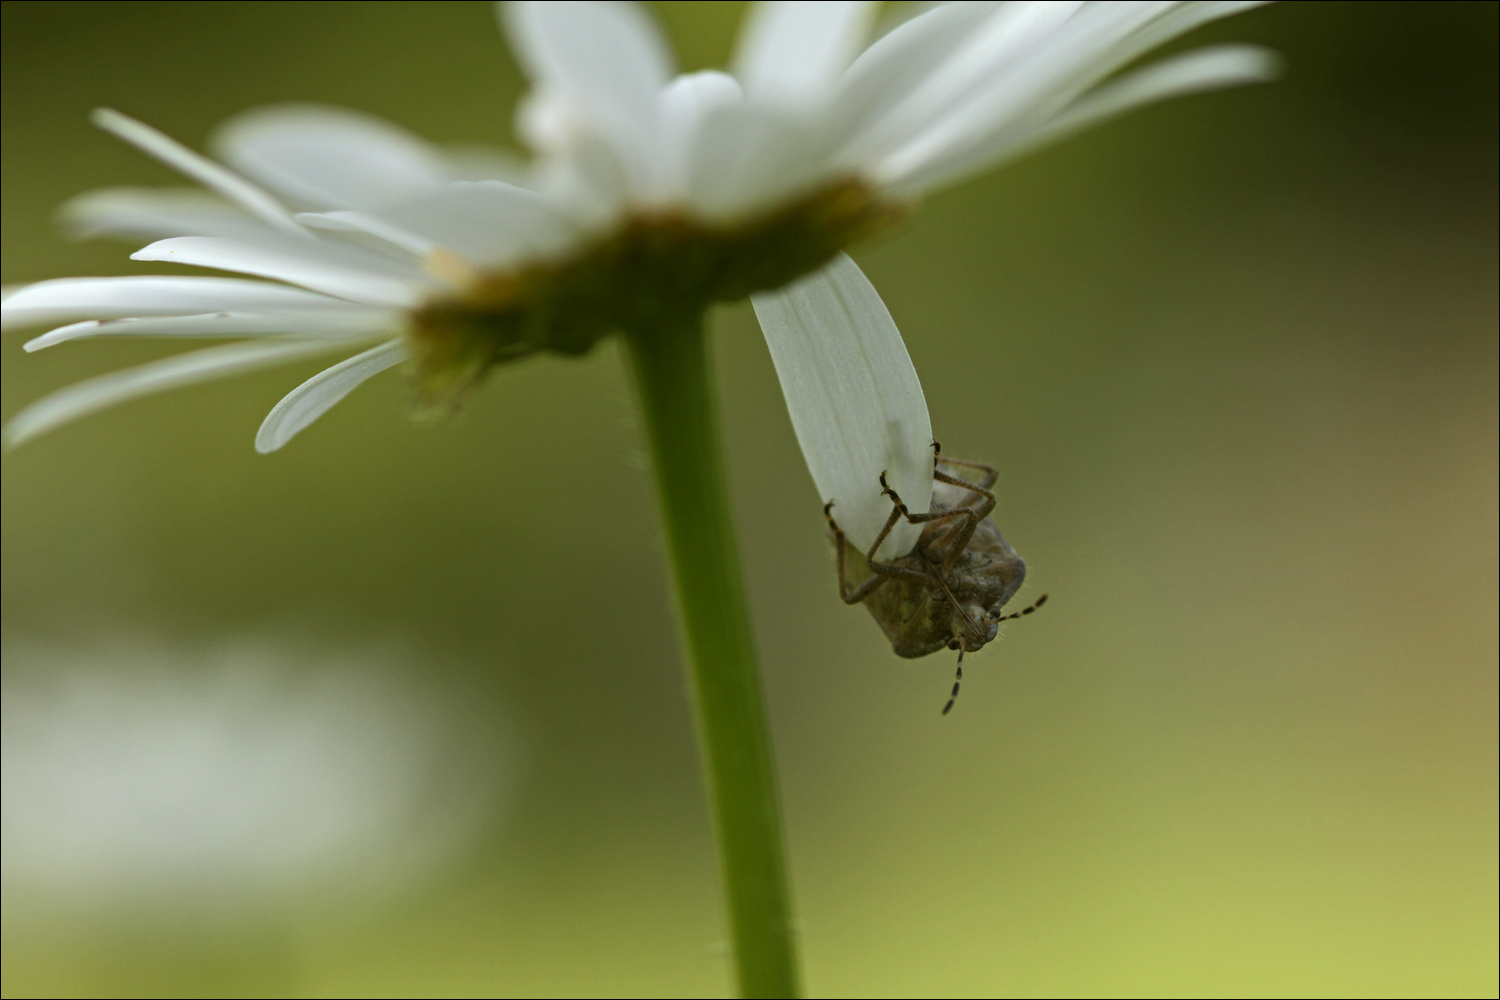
[407,178,903,412]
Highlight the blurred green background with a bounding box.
[2,2,1495,997]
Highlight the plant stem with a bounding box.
[624,313,800,999]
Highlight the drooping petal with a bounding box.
[1,276,355,332]
[3,339,351,448]
[130,236,428,307]
[255,339,407,453]
[24,309,399,352]
[62,188,270,242]
[91,109,306,237]
[212,105,451,211]
[732,1,878,107]
[752,253,932,559]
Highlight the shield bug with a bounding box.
[824,444,1047,714]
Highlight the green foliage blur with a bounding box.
[3,2,1495,996]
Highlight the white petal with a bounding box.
[866,0,949,42]
[256,339,407,453]
[130,237,427,307]
[1008,3,1271,120]
[733,1,878,107]
[847,0,1094,172]
[687,102,835,221]
[752,253,933,559]
[503,1,672,97]
[212,105,450,211]
[1,276,355,332]
[532,129,638,229]
[654,71,744,199]
[440,144,536,185]
[501,1,673,191]
[1016,44,1280,153]
[3,339,350,448]
[62,188,269,242]
[514,85,587,154]
[376,182,579,267]
[25,309,399,352]
[91,109,305,237]
[873,2,1275,192]
[1117,2,1273,63]
[829,1,1005,159]
[294,211,437,257]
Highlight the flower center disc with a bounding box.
[408,178,900,411]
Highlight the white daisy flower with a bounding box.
[3,1,1275,557]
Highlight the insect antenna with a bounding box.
[994,593,1049,623]
[942,649,964,716]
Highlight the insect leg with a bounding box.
[879,472,973,528]
[885,468,996,576]
[934,455,998,491]
[865,478,957,584]
[825,502,891,604]
[862,498,905,564]
[875,473,976,589]
[930,470,1002,575]
[927,468,998,572]
[932,468,996,509]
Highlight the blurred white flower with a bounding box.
[2,1,1274,556]
[0,638,505,921]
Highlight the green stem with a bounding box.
[624,313,800,999]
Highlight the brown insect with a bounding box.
[825,444,1047,714]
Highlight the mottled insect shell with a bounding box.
[843,477,1026,659]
